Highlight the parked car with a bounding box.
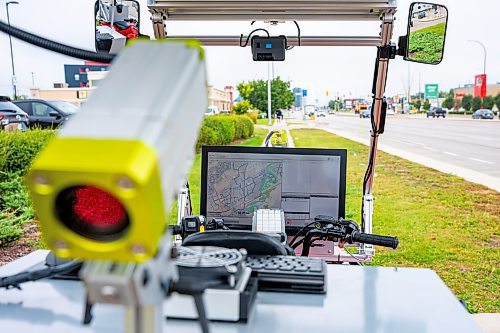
[205,105,219,116]
[13,99,79,129]
[360,109,371,118]
[472,109,494,120]
[0,96,29,131]
[426,106,446,118]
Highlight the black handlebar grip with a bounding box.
[351,231,399,249]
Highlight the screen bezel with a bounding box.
[201,145,347,232]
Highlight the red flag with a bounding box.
[474,74,487,99]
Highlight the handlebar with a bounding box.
[299,217,399,256]
[350,231,399,249]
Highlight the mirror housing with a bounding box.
[94,0,141,54]
[49,110,60,118]
[402,2,448,65]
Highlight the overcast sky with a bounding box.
[0,0,498,104]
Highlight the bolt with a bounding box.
[226,265,238,274]
[33,174,49,185]
[131,243,147,255]
[117,177,135,190]
[100,285,120,302]
[54,240,69,250]
[239,248,248,257]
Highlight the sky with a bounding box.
[0,0,499,105]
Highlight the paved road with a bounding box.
[308,114,500,191]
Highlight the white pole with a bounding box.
[267,62,272,125]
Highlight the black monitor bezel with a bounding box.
[201,145,347,232]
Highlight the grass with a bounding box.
[256,118,275,126]
[168,128,269,221]
[291,128,499,313]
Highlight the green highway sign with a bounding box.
[425,84,439,100]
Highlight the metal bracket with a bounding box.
[151,12,166,39]
[377,43,397,59]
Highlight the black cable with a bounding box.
[0,261,82,289]
[239,28,270,47]
[193,293,210,333]
[0,20,115,64]
[293,21,301,47]
[288,221,316,248]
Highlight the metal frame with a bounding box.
[149,0,397,259]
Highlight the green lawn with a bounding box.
[168,128,268,221]
[256,118,274,126]
[291,128,499,313]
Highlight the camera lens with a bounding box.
[56,186,130,241]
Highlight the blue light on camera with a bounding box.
[266,43,272,49]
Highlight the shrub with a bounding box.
[0,129,55,175]
[232,100,253,115]
[247,111,258,124]
[196,115,255,150]
[270,130,288,147]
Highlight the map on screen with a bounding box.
[202,148,346,228]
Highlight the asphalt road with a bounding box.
[312,114,500,191]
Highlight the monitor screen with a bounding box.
[201,146,346,230]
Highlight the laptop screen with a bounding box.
[201,146,346,230]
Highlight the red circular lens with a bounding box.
[55,185,130,241]
[72,186,127,228]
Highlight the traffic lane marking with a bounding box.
[469,158,494,165]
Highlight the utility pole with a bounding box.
[31,72,35,87]
[267,62,272,125]
[6,1,19,99]
[468,40,487,75]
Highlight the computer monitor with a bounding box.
[201,146,346,231]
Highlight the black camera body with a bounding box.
[251,36,287,61]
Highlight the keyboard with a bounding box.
[245,255,327,294]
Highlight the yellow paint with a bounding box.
[27,138,167,263]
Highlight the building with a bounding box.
[64,61,110,88]
[30,86,94,106]
[293,87,303,109]
[454,84,500,100]
[208,86,231,111]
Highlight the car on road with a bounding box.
[13,99,79,129]
[360,109,371,118]
[472,109,494,120]
[316,109,327,117]
[0,96,29,131]
[427,106,446,118]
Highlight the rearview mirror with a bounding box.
[94,0,140,54]
[405,2,448,64]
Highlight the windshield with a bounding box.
[0,101,23,113]
[48,100,80,115]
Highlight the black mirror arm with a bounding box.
[397,35,407,58]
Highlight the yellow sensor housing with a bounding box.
[26,41,207,262]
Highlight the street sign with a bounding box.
[303,89,308,97]
[425,84,439,100]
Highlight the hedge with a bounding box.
[0,129,55,175]
[196,115,254,150]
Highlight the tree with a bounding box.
[236,77,295,114]
[483,96,494,109]
[410,100,421,111]
[461,95,473,111]
[471,96,482,111]
[442,97,454,110]
[423,100,431,111]
[495,94,500,110]
[232,100,253,115]
[328,100,336,109]
[236,82,253,100]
